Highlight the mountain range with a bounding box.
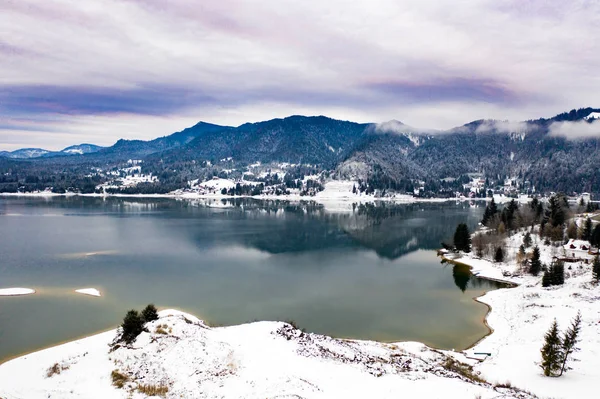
[0,144,103,159]
[1,107,600,195]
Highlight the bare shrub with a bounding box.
[46,362,69,378]
[111,369,130,388]
[137,384,169,397]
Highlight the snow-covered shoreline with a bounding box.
[0,310,537,399]
[75,288,101,297]
[441,235,600,399]
[1,180,523,204]
[2,249,597,399]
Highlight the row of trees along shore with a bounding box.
[449,194,596,378]
[451,195,600,283]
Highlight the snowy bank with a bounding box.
[0,310,535,399]
[0,288,35,296]
[442,232,600,399]
[75,288,102,297]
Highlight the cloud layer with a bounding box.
[1,0,599,149]
[549,120,600,139]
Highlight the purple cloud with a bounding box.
[0,84,216,116]
[364,78,518,104]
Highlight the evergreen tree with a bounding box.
[142,304,159,323]
[489,197,498,215]
[529,246,542,276]
[503,199,519,231]
[482,207,491,226]
[582,217,593,242]
[559,312,582,376]
[593,255,600,284]
[482,198,498,226]
[592,225,600,247]
[494,246,504,263]
[120,310,144,344]
[453,223,471,253]
[523,232,532,248]
[540,319,563,377]
[542,266,553,287]
[546,195,566,227]
[553,261,565,285]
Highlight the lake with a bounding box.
[0,196,505,363]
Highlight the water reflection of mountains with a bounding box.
[206,199,485,260]
[14,197,485,260]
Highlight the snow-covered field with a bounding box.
[443,229,600,399]
[0,310,535,399]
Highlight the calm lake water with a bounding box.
[0,196,505,363]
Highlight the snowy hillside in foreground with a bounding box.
[0,310,535,399]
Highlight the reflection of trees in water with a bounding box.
[187,199,485,259]
[40,197,485,261]
[450,263,511,293]
[452,264,471,292]
[339,202,485,259]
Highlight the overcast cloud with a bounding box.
[549,120,600,139]
[1,0,599,150]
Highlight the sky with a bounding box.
[1,0,599,150]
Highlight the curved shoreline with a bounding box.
[438,254,518,352]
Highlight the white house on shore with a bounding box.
[561,239,596,262]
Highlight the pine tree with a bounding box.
[592,225,600,247]
[559,312,582,376]
[494,246,504,263]
[529,246,542,276]
[482,207,490,226]
[540,319,563,377]
[582,218,592,241]
[592,255,600,284]
[453,223,471,253]
[482,198,498,226]
[542,266,553,287]
[553,261,565,285]
[489,197,498,216]
[547,195,566,227]
[523,232,532,248]
[142,304,159,323]
[121,310,145,344]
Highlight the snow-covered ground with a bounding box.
[0,310,535,399]
[75,288,101,297]
[0,288,35,296]
[443,229,600,399]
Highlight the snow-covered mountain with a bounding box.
[59,144,104,155]
[0,148,51,159]
[0,144,103,158]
